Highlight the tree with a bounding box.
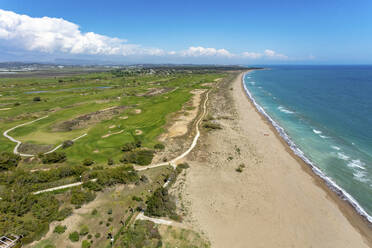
[69,231,80,242]
[33,96,41,102]
[0,152,21,170]
[41,152,66,164]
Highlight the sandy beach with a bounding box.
[182,72,372,247]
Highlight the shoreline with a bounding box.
[240,70,372,244]
[182,71,372,247]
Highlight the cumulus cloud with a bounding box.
[0,9,163,56]
[242,52,263,59]
[264,49,288,59]
[181,46,233,57]
[0,9,291,61]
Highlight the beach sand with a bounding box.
[182,72,372,247]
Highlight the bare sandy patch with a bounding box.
[0,107,11,111]
[201,82,214,87]
[119,116,128,120]
[109,125,116,129]
[135,129,143,135]
[134,109,142,114]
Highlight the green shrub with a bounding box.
[119,220,161,247]
[69,231,80,242]
[203,122,222,130]
[82,240,91,248]
[132,196,143,202]
[95,233,101,238]
[91,209,98,215]
[44,245,56,248]
[107,208,112,215]
[0,152,21,170]
[154,143,165,150]
[120,150,154,165]
[79,225,89,236]
[82,158,94,166]
[41,152,66,164]
[107,158,114,165]
[236,163,245,173]
[70,188,96,206]
[87,234,92,239]
[82,181,102,191]
[53,225,67,234]
[121,141,141,152]
[56,207,73,221]
[145,187,177,218]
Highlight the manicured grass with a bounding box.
[0,71,223,166]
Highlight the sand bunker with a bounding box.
[0,107,11,111]
[101,130,124,138]
[134,109,142,114]
[160,89,206,140]
[109,125,116,129]
[135,129,143,135]
[119,116,128,120]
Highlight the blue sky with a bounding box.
[1,0,372,64]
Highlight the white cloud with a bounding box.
[0,9,292,62]
[264,49,288,59]
[0,9,163,56]
[181,46,233,57]
[242,52,262,59]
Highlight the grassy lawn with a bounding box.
[0,70,222,166]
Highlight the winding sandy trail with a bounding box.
[3,116,48,157]
[136,89,210,171]
[3,116,87,156]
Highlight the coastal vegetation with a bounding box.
[0,66,246,247]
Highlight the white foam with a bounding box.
[337,152,350,161]
[313,129,322,134]
[331,146,341,151]
[353,171,369,183]
[278,106,294,114]
[250,81,256,85]
[348,160,366,170]
[242,72,372,224]
[319,135,328,139]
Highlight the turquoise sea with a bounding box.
[243,66,372,223]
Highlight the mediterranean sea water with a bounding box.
[243,65,372,222]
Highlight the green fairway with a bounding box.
[0,69,223,165]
